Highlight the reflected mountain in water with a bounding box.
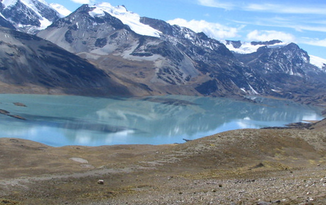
[0,94,322,146]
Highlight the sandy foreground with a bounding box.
[1,120,326,204]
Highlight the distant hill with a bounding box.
[0,27,129,96]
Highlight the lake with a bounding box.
[0,94,323,147]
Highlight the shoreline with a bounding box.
[0,117,325,149]
[0,93,324,146]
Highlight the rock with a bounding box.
[97,180,104,185]
[0,109,10,115]
[257,201,271,205]
[13,102,27,107]
[253,163,265,169]
[8,114,26,120]
[69,158,89,164]
[0,109,26,120]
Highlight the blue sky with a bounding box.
[47,0,326,59]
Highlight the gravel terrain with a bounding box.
[1,119,326,204]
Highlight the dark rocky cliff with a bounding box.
[0,27,129,96]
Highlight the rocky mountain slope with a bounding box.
[37,4,272,97]
[0,14,15,29]
[232,42,326,104]
[0,26,129,96]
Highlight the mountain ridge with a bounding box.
[37,6,273,98]
[0,1,326,105]
[0,26,130,96]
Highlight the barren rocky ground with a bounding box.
[1,119,326,204]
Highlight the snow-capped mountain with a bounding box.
[37,4,202,95]
[36,4,277,97]
[0,0,69,33]
[235,43,323,78]
[224,39,326,73]
[1,1,326,104]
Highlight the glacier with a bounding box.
[89,2,161,38]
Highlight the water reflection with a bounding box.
[0,94,323,146]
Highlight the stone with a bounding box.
[13,102,27,107]
[257,201,271,205]
[69,158,88,164]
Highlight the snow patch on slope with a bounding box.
[310,55,326,69]
[50,3,71,17]
[38,18,52,29]
[89,2,161,38]
[2,0,18,8]
[223,41,260,54]
[222,40,288,54]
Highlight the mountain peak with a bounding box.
[0,0,64,33]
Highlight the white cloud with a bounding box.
[302,38,326,48]
[246,30,295,43]
[197,0,234,10]
[245,3,326,14]
[234,17,326,33]
[294,25,326,33]
[167,18,242,40]
[197,0,326,15]
[70,0,93,4]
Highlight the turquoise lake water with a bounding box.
[0,94,323,147]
